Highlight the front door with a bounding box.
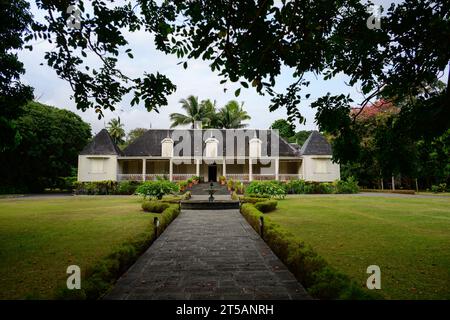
[208,164,217,182]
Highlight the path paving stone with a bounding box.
[105,209,310,300]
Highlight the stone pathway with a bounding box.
[105,209,310,300]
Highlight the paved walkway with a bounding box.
[105,209,310,300]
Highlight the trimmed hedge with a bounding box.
[285,179,358,194]
[55,204,180,300]
[254,200,278,213]
[142,201,170,213]
[240,203,379,300]
[239,196,269,204]
[74,181,142,195]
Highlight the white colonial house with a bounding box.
[77,129,340,182]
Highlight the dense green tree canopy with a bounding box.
[215,100,251,129]
[107,117,125,145]
[170,95,216,128]
[0,102,91,192]
[170,96,250,129]
[0,0,34,151]
[125,127,148,146]
[26,0,449,167]
[270,119,295,139]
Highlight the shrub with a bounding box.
[254,200,278,213]
[285,179,307,194]
[431,183,447,193]
[307,182,334,194]
[156,175,169,181]
[116,181,141,195]
[245,180,286,199]
[142,201,170,213]
[335,176,359,194]
[135,180,179,199]
[231,191,239,200]
[240,203,378,300]
[239,196,269,203]
[73,181,118,195]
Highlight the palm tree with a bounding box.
[107,117,125,145]
[216,100,251,128]
[170,95,217,128]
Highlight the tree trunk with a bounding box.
[391,175,395,191]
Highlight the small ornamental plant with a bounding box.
[227,178,234,191]
[136,180,179,200]
[219,176,226,185]
[178,180,188,192]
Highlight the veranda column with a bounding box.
[142,158,146,182]
[222,158,226,178]
[275,157,279,181]
[196,158,200,178]
[169,158,173,181]
[249,158,253,181]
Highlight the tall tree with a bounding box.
[270,119,296,139]
[0,101,91,192]
[107,117,125,145]
[125,128,147,146]
[169,95,216,128]
[287,131,312,146]
[19,1,450,158]
[0,0,34,152]
[216,100,251,129]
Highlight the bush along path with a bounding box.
[105,208,310,300]
[56,204,181,300]
[240,202,381,299]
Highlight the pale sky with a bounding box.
[19,0,445,136]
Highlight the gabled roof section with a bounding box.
[300,131,332,156]
[122,129,301,157]
[79,129,122,155]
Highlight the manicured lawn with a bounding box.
[269,195,450,300]
[0,196,155,299]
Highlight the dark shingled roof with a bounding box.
[300,131,332,155]
[122,129,301,157]
[80,129,122,155]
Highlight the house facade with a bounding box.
[78,129,340,183]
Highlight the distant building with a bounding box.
[78,129,340,182]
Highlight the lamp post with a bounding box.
[259,216,264,239]
[153,217,160,240]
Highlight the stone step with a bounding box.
[180,199,240,210]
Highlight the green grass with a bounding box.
[416,192,450,196]
[269,195,450,300]
[0,196,157,299]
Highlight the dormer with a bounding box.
[205,137,219,158]
[161,137,174,157]
[249,134,262,158]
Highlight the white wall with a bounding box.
[302,155,340,182]
[77,155,118,182]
